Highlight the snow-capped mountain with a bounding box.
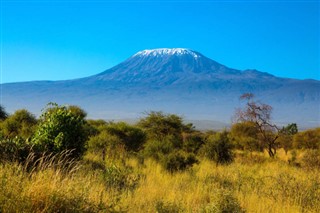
[2,48,320,129]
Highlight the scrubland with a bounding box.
[0,149,319,213]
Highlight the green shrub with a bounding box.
[32,103,88,158]
[0,137,31,163]
[104,122,146,152]
[143,138,175,161]
[162,152,198,173]
[201,131,234,165]
[0,109,37,140]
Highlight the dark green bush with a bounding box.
[143,138,175,161]
[0,137,31,163]
[201,131,234,165]
[104,122,146,152]
[162,152,198,173]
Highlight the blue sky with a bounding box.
[1,0,319,83]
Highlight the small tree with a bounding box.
[32,103,88,158]
[138,111,192,141]
[235,93,279,157]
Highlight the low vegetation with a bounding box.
[0,94,319,212]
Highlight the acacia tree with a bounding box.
[235,93,279,157]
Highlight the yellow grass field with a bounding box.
[0,149,319,212]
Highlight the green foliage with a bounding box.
[143,137,175,161]
[0,105,8,121]
[103,164,140,192]
[31,103,88,158]
[138,111,191,141]
[87,131,123,161]
[278,123,298,154]
[281,123,298,135]
[138,112,199,172]
[162,151,198,173]
[182,132,205,153]
[0,109,37,140]
[0,137,31,163]
[104,122,146,152]
[86,119,108,136]
[293,128,320,149]
[229,121,262,152]
[201,131,234,165]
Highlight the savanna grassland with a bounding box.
[0,96,319,212]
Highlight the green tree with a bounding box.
[0,109,37,140]
[201,131,234,165]
[32,103,88,158]
[138,111,192,141]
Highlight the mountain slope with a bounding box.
[2,48,320,129]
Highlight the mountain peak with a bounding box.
[133,48,201,58]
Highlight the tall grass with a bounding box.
[0,150,319,212]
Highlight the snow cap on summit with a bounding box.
[133,48,201,58]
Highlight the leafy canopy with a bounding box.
[32,103,88,158]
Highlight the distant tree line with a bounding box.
[0,93,319,171]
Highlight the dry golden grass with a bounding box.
[0,150,319,212]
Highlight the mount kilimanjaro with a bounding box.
[2,48,320,129]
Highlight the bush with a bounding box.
[301,149,320,170]
[0,109,37,140]
[103,164,140,192]
[0,137,31,163]
[162,152,198,173]
[143,137,175,161]
[31,103,88,158]
[104,122,146,152]
[87,131,123,161]
[293,128,320,149]
[201,131,234,165]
